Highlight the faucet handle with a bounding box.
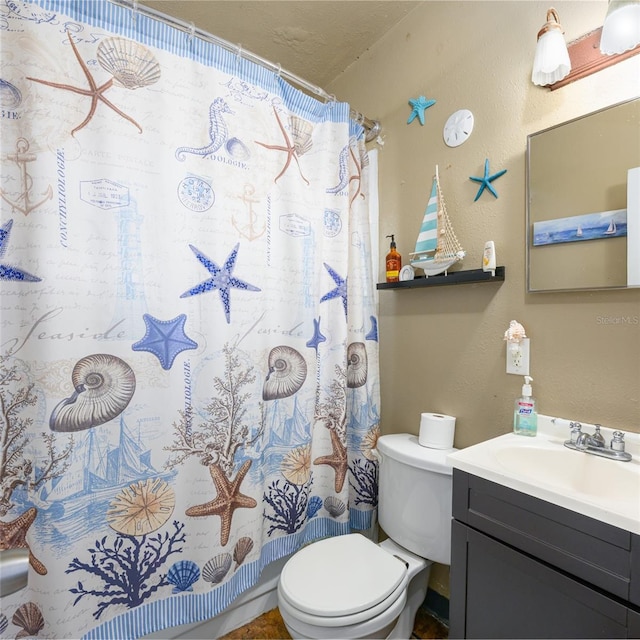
[611,431,626,452]
[591,424,606,447]
[569,421,582,443]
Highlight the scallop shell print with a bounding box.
[167,560,200,593]
[233,536,254,568]
[97,37,161,89]
[107,478,175,536]
[289,115,313,156]
[361,425,380,460]
[262,345,307,400]
[324,496,346,518]
[346,342,368,388]
[49,354,136,432]
[202,553,232,584]
[12,602,44,639]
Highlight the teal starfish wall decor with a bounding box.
[407,95,436,125]
[470,158,507,201]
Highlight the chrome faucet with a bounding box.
[564,422,632,462]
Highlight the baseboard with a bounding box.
[422,587,449,627]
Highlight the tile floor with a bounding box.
[218,607,449,639]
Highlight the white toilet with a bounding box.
[277,433,455,639]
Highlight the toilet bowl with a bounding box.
[278,534,430,640]
[277,433,455,640]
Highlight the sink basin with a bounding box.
[448,415,640,534]
[493,445,638,502]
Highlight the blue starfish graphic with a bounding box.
[320,263,347,318]
[180,243,261,324]
[365,316,378,342]
[407,96,436,125]
[306,316,327,352]
[469,158,507,201]
[0,219,41,282]
[132,313,198,370]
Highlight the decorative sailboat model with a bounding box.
[409,165,465,277]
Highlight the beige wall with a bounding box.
[328,0,640,598]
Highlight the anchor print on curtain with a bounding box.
[0,1,380,638]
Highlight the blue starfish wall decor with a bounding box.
[0,219,41,282]
[132,313,198,370]
[469,158,507,201]
[407,95,436,126]
[320,263,347,318]
[180,243,261,324]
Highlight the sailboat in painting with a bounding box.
[604,219,617,235]
[410,165,465,276]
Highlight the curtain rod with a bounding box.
[110,0,382,142]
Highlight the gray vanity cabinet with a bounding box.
[450,469,640,639]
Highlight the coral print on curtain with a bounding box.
[0,1,380,638]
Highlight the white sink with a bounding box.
[448,415,640,534]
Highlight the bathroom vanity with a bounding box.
[447,417,640,639]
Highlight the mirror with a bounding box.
[526,97,640,292]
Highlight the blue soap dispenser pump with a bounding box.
[514,375,537,436]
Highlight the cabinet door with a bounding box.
[451,521,629,639]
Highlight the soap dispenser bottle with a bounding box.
[385,234,402,283]
[514,375,537,436]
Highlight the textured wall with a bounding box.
[328,0,640,598]
[329,1,639,444]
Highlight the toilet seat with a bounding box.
[278,533,408,626]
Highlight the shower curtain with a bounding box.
[0,1,380,638]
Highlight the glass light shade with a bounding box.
[531,27,571,86]
[600,0,640,54]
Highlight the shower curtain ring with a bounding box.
[236,44,243,67]
[188,22,195,42]
[275,63,282,78]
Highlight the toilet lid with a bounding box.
[279,533,407,617]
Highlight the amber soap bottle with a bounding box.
[385,234,402,282]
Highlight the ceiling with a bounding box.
[139,1,420,89]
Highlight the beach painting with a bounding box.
[533,209,627,246]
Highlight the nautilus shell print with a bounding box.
[97,37,161,90]
[346,342,368,388]
[262,345,307,400]
[49,354,136,432]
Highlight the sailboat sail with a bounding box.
[410,166,465,276]
[413,178,439,256]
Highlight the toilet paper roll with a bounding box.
[418,413,456,449]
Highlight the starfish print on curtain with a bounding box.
[185,460,257,546]
[255,107,312,185]
[0,219,41,282]
[320,263,348,318]
[180,243,261,324]
[132,314,198,370]
[313,429,348,493]
[27,33,160,135]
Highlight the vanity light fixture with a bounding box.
[600,0,640,54]
[534,1,640,90]
[531,8,571,86]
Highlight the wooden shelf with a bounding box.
[377,266,505,290]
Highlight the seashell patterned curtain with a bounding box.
[0,1,380,638]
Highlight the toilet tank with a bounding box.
[376,433,455,564]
